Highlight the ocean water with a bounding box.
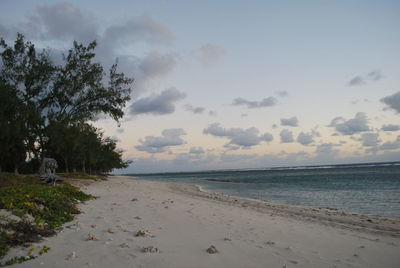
[126,162,400,218]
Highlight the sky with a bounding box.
[1,0,399,173]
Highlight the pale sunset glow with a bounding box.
[1,0,399,173]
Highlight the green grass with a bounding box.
[58,172,105,181]
[0,173,39,188]
[0,173,94,263]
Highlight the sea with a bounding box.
[125,161,400,219]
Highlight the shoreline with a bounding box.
[165,179,400,237]
[5,175,400,268]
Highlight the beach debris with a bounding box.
[359,245,365,248]
[119,243,130,248]
[90,224,96,228]
[142,246,158,253]
[265,241,275,245]
[131,198,138,202]
[107,228,117,233]
[134,216,142,220]
[135,229,152,237]
[65,251,77,260]
[206,245,219,254]
[223,237,232,241]
[86,233,98,241]
[164,206,169,209]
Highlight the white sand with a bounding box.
[5,176,400,268]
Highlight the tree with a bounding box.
[0,34,53,172]
[0,34,134,173]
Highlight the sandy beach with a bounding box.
[5,176,400,268]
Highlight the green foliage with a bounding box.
[0,184,93,228]
[58,172,104,181]
[0,33,133,174]
[0,173,39,188]
[0,173,93,261]
[0,255,36,267]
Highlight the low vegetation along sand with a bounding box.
[3,176,400,268]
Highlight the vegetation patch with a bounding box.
[58,172,105,181]
[0,173,93,263]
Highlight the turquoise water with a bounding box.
[126,162,400,218]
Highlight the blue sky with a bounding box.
[1,0,399,173]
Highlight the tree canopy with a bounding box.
[0,34,133,174]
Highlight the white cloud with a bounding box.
[130,88,186,116]
[359,132,380,147]
[203,123,273,148]
[280,129,294,143]
[232,97,277,109]
[329,112,370,135]
[193,43,226,67]
[280,116,299,127]
[189,147,205,154]
[208,110,217,117]
[297,132,314,146]
[367,70,384,81]
[381,124,400,131]
[348,76,365,86]
[379,136,400,151]
[347,70,383,86]
[135,128,186,153]
[276,91,288,97]
[184,104,205,114]
[381,91,400,114]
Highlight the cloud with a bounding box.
[379,136,400,151]
[102,16,174,50]
[280,116,299,127]
[27,2,99,42]
[381,91,400,114]
[297,132,314,146]
[0,3,177,95]
[189,147,205,154]
[359,132,380,147]
[135,128,186,153]
[208,110,217,117]
[367,70,383,81]
[232,96,277,109]
[381,124,400,131]
[348,76,365,86]
[137,52,177,79]
[347,70,384,86]
[203,123,273,148]
[329,112,370,135]
[280,129,294,143]
[276,91,288,97]
[184,104,205,114]
[125,52,177,93]
[315,143,340,158]
[130,88,186,116]
[193,43,226,67]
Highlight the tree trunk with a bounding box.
[64,159,69,173]
[82,159,86,173]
